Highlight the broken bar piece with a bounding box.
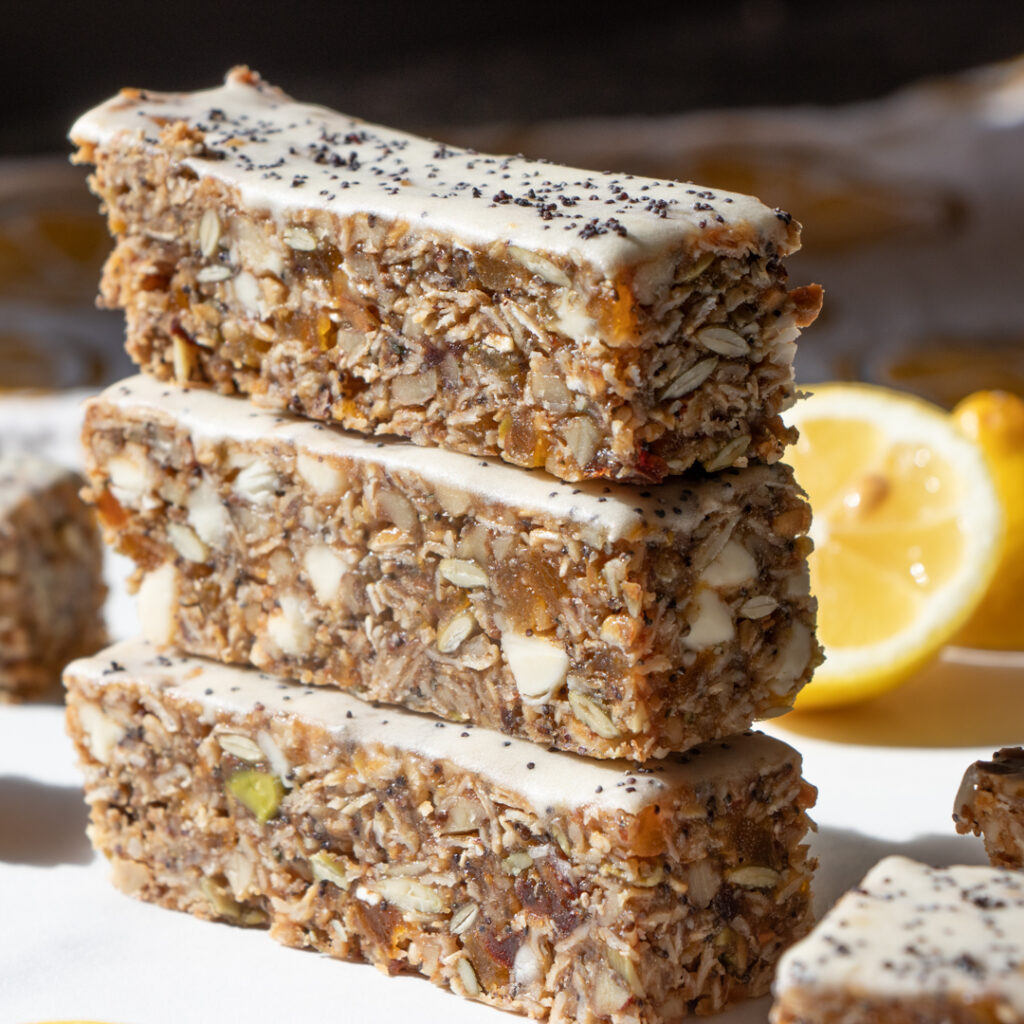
[771,856,1024,1024]
[65,639,818,1022]
[0,455,106,700]
[70,67,821,484]
[82,375,820,760]
[954,747,1024,869]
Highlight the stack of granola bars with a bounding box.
[64,68,823,1022]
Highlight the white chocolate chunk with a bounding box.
[683,588,734,649]
[303,545,345,604]
[267,593,312,656]
[702,539,757,588]
[77,702,125,765]
[296,451,346,497]
[107,449,155,506]
[501,631,569,702]
[233,459,278,504]
[186,479,230,547]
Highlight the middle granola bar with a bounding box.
[83,374,820,760]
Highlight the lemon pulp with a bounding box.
[786,384,1002,709]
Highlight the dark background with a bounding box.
[5,0,1024,155]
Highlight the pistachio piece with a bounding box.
[310,851,353,890]
[226,768,284,824]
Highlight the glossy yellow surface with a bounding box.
[786,383,1003,708]
[952,390,1024,650]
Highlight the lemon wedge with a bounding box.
[951,390,1024,650]
[785,383,1003,709]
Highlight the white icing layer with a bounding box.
[0,455,75,520]
[70,68,796,277]
[95,374,784,546]
[775,855,1024,1010]
[66,639,798,817]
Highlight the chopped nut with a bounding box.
[599,613,640,651]
[199,876,267,926]
[437,611,478,654]
[501,631,569,703]
[391,369,438,407]
[438,796,486,835]
[593,966,631,1015]
[680,251,714,282]
[198,209,221,257]
[567,691,620,740]
[232,270,262,316]
[438,557,488,589]
[186,479,230,547]
[137,563,178,646]
[77,702,125,765]
[283,226,317,251]
[375,876,443,915]
[107,449,155,506]
[267,593,312,656]
[171,335,194,383]
[376,489,418,533]
[739,595,778,619]
[216,733,265,763]
[726,865,780,889]
[663,357,718,400]
[696,325,750,357]
[449,902,479,935]
[562,416,600,469]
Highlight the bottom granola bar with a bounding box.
[954,748,1024,869]
[65,640,817,1023]
[771,856,1024,1024]
[1,455,106,700]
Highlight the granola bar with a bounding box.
[771,856,1024,1024]
[65,639,818,1022]
[82,375,820,760]
[954,748,1024,869]
[70,67,822,484]
[0,455,107,700]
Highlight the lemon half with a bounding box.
[786,383,1003,709]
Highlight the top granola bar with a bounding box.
[71,68,822,483]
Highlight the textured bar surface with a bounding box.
[71,68,821,483]
[954,748,1024,869]
[0,455,106,700]
[82,375,820,760]
[771,856,1024,1024]
[66,639,817,1023]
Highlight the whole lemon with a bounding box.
[951,390,1024,650]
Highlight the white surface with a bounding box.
[0,389,1017,1024]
